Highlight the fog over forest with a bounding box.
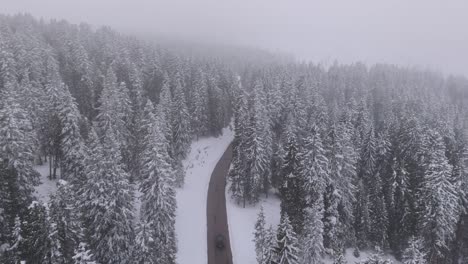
[3,0,468,77]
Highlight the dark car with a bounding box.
[215,234,225,250]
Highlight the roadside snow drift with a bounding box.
[175,127,233,264]
[226,190,281,264]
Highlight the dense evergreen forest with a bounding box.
[239,60,468,263]
[0,13,467,264]
[0,13,244,264]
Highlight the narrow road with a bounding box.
[207,144,233,264]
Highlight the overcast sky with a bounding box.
[2,0,468,76]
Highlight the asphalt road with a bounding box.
[207,144,233,264]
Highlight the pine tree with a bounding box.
[137,100,177,264]
[275,213,300,264]
[402,237,426,264]
[48,180,81,262]
[421,131,459,263]
[360,127,388,248]
[0,79,39,254]
[20,201,50,263]
[229,87,250,206]
[279,120,307,234]
[323,184,340,255]
[96,67,130,156]
[55,83,86,181]
[327,119,357,248]
[134,220,153,263]
[263,225,278,264]
[80,127,135,264]
[47,216,66,264]
[254,206,268,264]
[298,124,329,203]
[332,251,347,264]
[158,74,184,189]
[171,74,191,186]
[384,115,422,256]
[191,69,209,138]
[125,63,146,182]
[354,180,370,250]
[247,79,273,202]
[301,199,325,264]
[41,67,65,179]
[4,216,23,263]
[206,73,225,135]
[72,242,97,264]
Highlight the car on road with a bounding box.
[215,234,225,250]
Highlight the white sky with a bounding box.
[2,0,468,76]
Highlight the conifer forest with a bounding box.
[0,11,467,264]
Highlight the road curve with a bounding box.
[207,144,233,264]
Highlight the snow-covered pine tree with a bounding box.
[16,70,46,138]
[247,80,272,203]
[229,87,250,206]
[138,100,177,264]
[328,118,358,248]
[61,37,95,120]
[40,61,66,179]
[268,76,287,191]
[191,69,209,138]
[383,115,422,256]
[206,73,225,136]
[360,127,388,248]
[352,99,371,150]
[125,62,146,182]
[402,237,426,264]
[3,216,23,263]
[275,213,300,264]
[96,67,130,156]
[134,220,153,263]
[300,199,325,264]
[80,126,135,264]
[279,119,307,234]
[323,184,339,255]
[263,225,278,264]
[0,78,39,255]
[47,215,66,264]
[421,130,460,263]
[158,73,185,189]
[55,83,87,182]
[254,206,268,264]
[298,124,329,203]
[72,242,97,264]
[171,73,191,186]
[20,201,50,263]
[158,73,173,143]
[332,251,347,264]
[48,180,81,262]
[354,180,370,250]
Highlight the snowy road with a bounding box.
[175,127,233,264]
[206,144,233,264]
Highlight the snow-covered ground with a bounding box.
[34,163,59,203]
[226,189,401,264]
[227,190,281,264]
[175,127,234,264]
[323,249,401,264]
[226,186,400,264]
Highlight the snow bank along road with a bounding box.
[175,127,233,264]
[207,144,233,264]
